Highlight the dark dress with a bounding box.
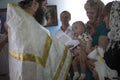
[104,40,120,76]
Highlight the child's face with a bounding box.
[72,23,85,37]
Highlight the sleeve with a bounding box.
[99,22,110,36]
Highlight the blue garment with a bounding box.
[92,22,110,46]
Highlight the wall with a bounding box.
[46,0,113,35]
[0,0,21,8]
[0,0,113,35]
[46,0,88,35]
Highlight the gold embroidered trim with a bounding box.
[64,57,72,80]
[8,3,72,80]
[9,33,71,79]
[53,46,68,80]
[9,35,52,67]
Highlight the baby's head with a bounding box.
[72,21,85,38]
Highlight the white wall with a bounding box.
[0,0,21,8]
[0,0,114,35]
[47,0,114,35]
[0,0,115,23]
[47,0,113,24]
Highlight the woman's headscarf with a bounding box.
[108,1,120,41]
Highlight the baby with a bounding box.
[71,21,92,80]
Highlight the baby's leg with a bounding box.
[78,50,87,80]
[72,56,80,80]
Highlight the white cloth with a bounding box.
[87,46,118,80]
[87,46,104,59]
[107,1,120,53]
[7,3,72,80]
[56,32,79,48]
[94,61,118,80]
[55,25,74,39]
[108,1,120,41]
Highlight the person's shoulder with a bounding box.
[99,22,106,28]
[98,22,110,35]
[98,22,107,30]
[100,22,109,31]
[55,28,63,36]
[67,25,72,31]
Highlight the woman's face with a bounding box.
[86,9,97,23]
[31,0,39,14]
[72,23,85,37]
[103,15,110,29]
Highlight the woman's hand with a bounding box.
[72,48,80,56]
[87,58,97,71]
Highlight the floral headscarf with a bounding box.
[108,1,120,41]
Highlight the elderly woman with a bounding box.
[84,0,109,49]
[84,0,110,79]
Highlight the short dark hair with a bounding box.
[60,11,71,20]
[18,0,45,9]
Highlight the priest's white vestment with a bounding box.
[7,3,72,80]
